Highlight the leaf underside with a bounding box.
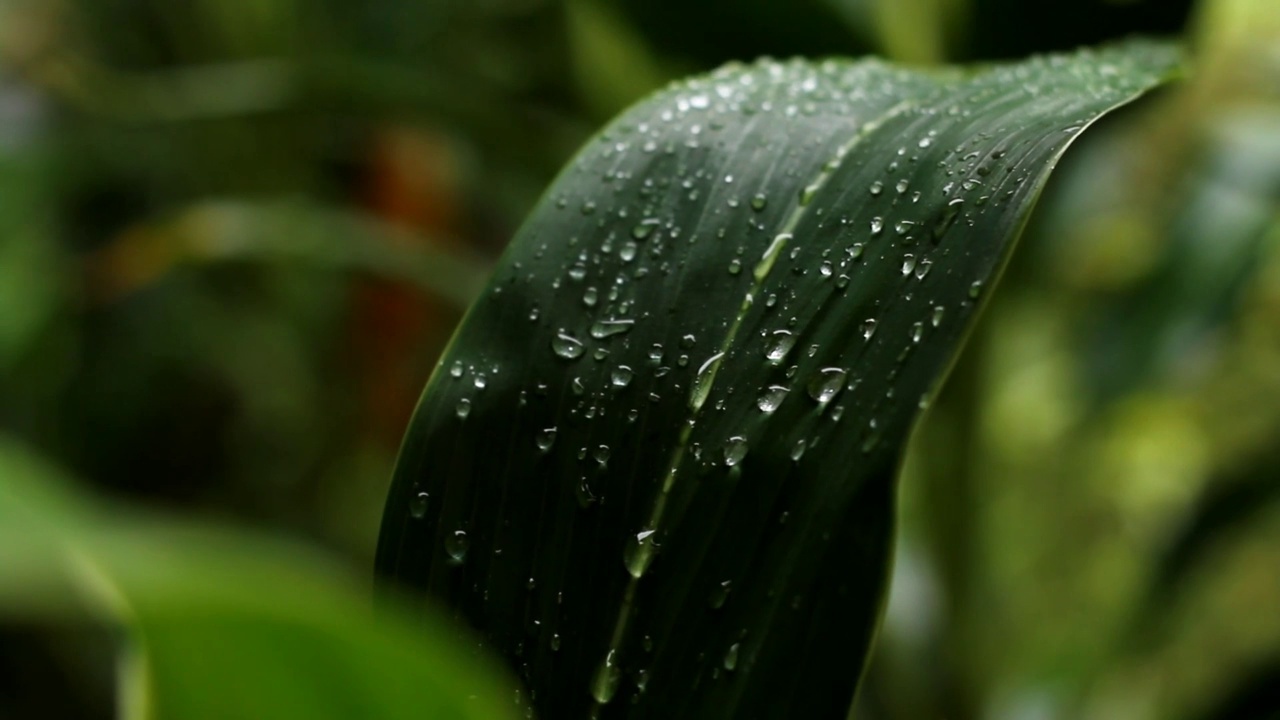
[376,42,1178,720]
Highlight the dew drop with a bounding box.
[449,361,464,378]
[901,254,917,276]
[895,178,910,194]
[765,329,796,364]
[723,436,748,467]
[648,344,664,365]
[620,240,638,262]
[632,218,660,240]
[611,365,634,388]
[591,650,622,704]
[894,219,915,236]
[868,180,883,196]
[756,385,789,413]
[728,258,742,275]
[807,368,847,404]
[445,530,469,564]
[708,580,732,609]
[624,530,657,578]
[590,319,635,339]
[861,318,877,340]
[790,439,807,462]
[910,321,924,343]
[847,243,864,261]
[870,217,884,236]
[593,445,611,465]
[931,305,945,326]
[723,643,741,671]
[750,193,768,211]
[798,182,820,206]
[409,492,429,519]
[455,398,472,420]
[552,331,586,359]
[536,427,557,452]
[819,261,833,277]
[582,286,599,307]
[968,280,984,299]
[932,198,964,241]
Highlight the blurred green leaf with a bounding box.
[376,42,1178,719]
[0,437,520,720]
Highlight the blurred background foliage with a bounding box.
[0,0,1276,718]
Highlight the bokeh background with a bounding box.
[0,0,1277,718]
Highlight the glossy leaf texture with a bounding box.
[376,42,1179,720]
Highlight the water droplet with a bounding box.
[593,445,611,465]
[455,398,472,420]
[536,427,557,452]
[910,321,924,343]
[807,368,847,404]
[868,180,883,196]
[765,329,796,364]
[445,530,469,564]
[756,385,789,413]
[724,436,748,467]
[550,634,561,652]
[847,243,864,261]
[895,178,910,194]
[611,366,634,388]
[750,193,768,211]
[932,198,964,241]
[632,218,660,240]
[723,643,740,671]
[798,182,820,206]
[894,220,915,236]
[581,201,597,216]
[728,258,742,275]
[819,261,833,277]
[870,217,884,235]
[449,361,464,378]
[591,650,622,704]
[620,240,638,262]
[968,280,984,299]
[861,318,877,340]
[790,439,807,462]
[708,580,731,609]
[568,264,587,282]
[624,530,657,578]
[582,286,599,307]
[552,331,586,360]
[901,254,917,276]
[648,344,664,365]
[689,352,725,412]
[409,492,429,519]
[915,258,933,280]
[590,319,635,339]
[931,305,945,326]
[680,334,697,349]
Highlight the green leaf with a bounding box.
[0,437,520,720]
[376,42,1179,719]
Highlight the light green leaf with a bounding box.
[0,437,519,720]
[377,42,1180,719]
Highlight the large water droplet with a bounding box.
[590,319,635,339]
[632,218,660,240]
[552,331,586,360]
[868,180,883,196]
[932,198,964,242]
[409,492,429,519]
[750,193,768,211]
[901,254,917,276]
[708,580,731,609]
[870,217,884,235]
[728,258,742,275]
[536,427,557,452]
[723,643,740,671]
[861,318,877,340]
[620,240,638,262]
[968,280,984,298]
[689,352,725,412]
[591,650,622,704]
[582,286,599,307]
[611,366,634,388]
[723,436,748,467]
[449,361,464,379]
[455,398,472,420]
[445,530,469,564]
[807,368,847,404]
[765,329,796,364]
[910,321,924,343]
[756,385,789,413]
[624,528,658,578]
[931,305,945,327]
